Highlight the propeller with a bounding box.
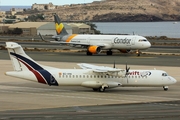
[125,62,130,84]
[125,63,130,75]
[113,60,116,68]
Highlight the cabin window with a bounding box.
[101,76,103,78]
[79,75,81,78]
[83,75,85,78]
[76,75,78,78]
[94,75,96,78]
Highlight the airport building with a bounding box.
[1,22,92,36]
[0,24,9,33]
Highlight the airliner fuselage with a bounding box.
[60,34,151,50]
[51,14,151,56]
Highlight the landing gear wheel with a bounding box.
[93,88,98,91]
[136,50,140,56]
[163,86,168,91]
[98,87,105,92]
[106,50,112,55]
[86,51,92,55]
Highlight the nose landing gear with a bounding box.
[136,50,141,56]
[163,86,168,91]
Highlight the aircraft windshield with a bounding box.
[162,73,168,76]
[138,39,148,42]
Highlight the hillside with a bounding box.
[26,0,180,22]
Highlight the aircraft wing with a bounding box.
[77,63,126,76]
[50,41,106,47]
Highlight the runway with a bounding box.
[0,43,180,119]
[0,50,180,67]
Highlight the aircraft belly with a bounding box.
[56,78,86,86]
[122,76,165,86]
[113,44,131,49]
[56,78,122,87]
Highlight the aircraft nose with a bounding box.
[168,76,177,84]
[147,41,151,48]
[142,41,151,49]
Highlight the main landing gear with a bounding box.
[86,51,92,55]
[93,86,107,92]
[106,50,112,55]
[163,86,168,91]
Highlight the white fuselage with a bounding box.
[60,34,151,50]
[6,68,176,88]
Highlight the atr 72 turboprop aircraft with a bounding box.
[47,14,151,56]
[5,42,176,92]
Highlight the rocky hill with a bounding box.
[26,0,180,22]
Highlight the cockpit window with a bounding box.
[139,39,148,42]
[162,73,168,76]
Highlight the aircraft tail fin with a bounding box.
[54,14,68,36]
[6,42,59,86]
[6,42,44,71]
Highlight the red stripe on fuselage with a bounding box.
[31,70,47,84]
[18,59,47,84]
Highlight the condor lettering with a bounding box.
[114,37,131,44]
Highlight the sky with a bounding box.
[0,0,101,6]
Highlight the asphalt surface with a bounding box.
[0,41,180,120]
[0,49,180,67]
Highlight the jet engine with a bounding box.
[88,46,101,54]
[119,49,131,53]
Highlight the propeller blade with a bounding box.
[113,60,115,68]
[125,63,130,75]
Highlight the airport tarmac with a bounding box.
[0,51,180,119]
[0,42,180,119]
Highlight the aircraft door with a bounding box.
[111,37,115,47]
[121,76,129,84]
[87,37,90,44]
[131,37,136,45]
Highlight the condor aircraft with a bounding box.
[47,14,151,56]
[5,42,176,92]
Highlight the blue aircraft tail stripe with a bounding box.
[10,52,58,86]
